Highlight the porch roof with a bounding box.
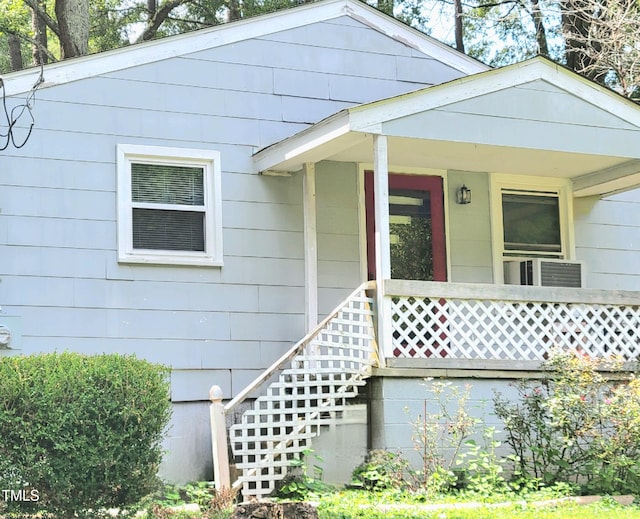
[254,57,640,197]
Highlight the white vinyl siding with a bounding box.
[117,144,223,266]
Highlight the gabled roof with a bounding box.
[3,0,488,96]
[254,56,640,197]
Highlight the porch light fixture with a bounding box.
[456,185,472,205]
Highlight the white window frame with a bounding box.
[117,144,223,267]
[490,174,574,282]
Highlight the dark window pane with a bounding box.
[133,208,205,251]
[132,163,204,205]
[502,193,561,253]
[389,189,433,281]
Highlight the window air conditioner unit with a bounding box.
[503,258,585,288]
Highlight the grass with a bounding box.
[316,493,640,519]
[133,483,640,519]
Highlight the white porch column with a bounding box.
[303,162,318,332]
[373,135,392,361]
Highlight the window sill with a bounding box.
[118,252,223,268]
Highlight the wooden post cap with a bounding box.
[209,385,224,402]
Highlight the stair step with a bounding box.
[227,285,376,499]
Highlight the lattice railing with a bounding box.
[385,280,640,361]
[225,283,376,499]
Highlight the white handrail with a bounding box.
[224,281,376,414]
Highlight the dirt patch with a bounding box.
[230,502,318,519]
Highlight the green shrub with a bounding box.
[494,351,640,494]
[351,450,411,490]
[0,352,172,518]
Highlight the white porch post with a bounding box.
[373,135,392,361]
[303,162,318,332]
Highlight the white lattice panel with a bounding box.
[391,296,640,360]
[229,291,376,499]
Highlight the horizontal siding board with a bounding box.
[588,272,640,290]
[328,75,426,104]
[315,161,358,207]
[259,19,414,56]
[450,266,493,283]
[41,82,284,123]
[382,110,640,159]
[224,228,302,259]
[72,278,259,312]
[1,246,108,278]
[229,312,304,341]
[219,257,304,286]
[258,120,309,148]
[222,200,302,231]
[189,39,398,80]
[17,306,110,337]
[221,171,301,204]
[107,308,231,340]
[273,68,330,99]
[200,340,290,369]
[281,96,350,124]
[317,233,359,261]
[2,185,114,219]
[102,58,276,94]
[171,369,231,402]
[6,216,115,249]
[449,239,492,266]
[1,276,75,307]
[318,286,357,316]
[396,55,461,84]
[443,80,639,130]
[19,336,206,369]
[578,248,640,276]
[575,198,640,226]
[574,223,640,251]
[316,206,359,234]
[0,157,114,192]
[317,259,361,288]
[258,285,304,313]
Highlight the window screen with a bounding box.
[131,163,206,252]
[502,191,561,256]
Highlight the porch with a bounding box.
[213,278,640,499]
[379,279,640,369]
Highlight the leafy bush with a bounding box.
[405,380,481,493]
[274,448,330,500]
[494,351,640,494]
[0,352,172,518]
[351,450,410,490]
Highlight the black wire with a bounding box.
[0,61,45,151]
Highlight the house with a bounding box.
[2,0,640,496]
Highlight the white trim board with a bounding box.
[348,58,640,132]
[2,0,487,97]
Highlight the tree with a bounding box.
[404,0,640,98]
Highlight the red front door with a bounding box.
[365,173,447,282]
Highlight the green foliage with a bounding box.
[456,427,510,496]
[0,352,172,518]
[351,450,411,490]
[274,448,331,500]
[494,351,640,494]
[140,482,236,519]
[406,380,480,493]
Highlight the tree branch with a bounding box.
[22,0,61,37]
[136,0,193,41]
[1,26,58,63]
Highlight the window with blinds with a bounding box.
[117,145,223,266]
[131,163,206,252]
